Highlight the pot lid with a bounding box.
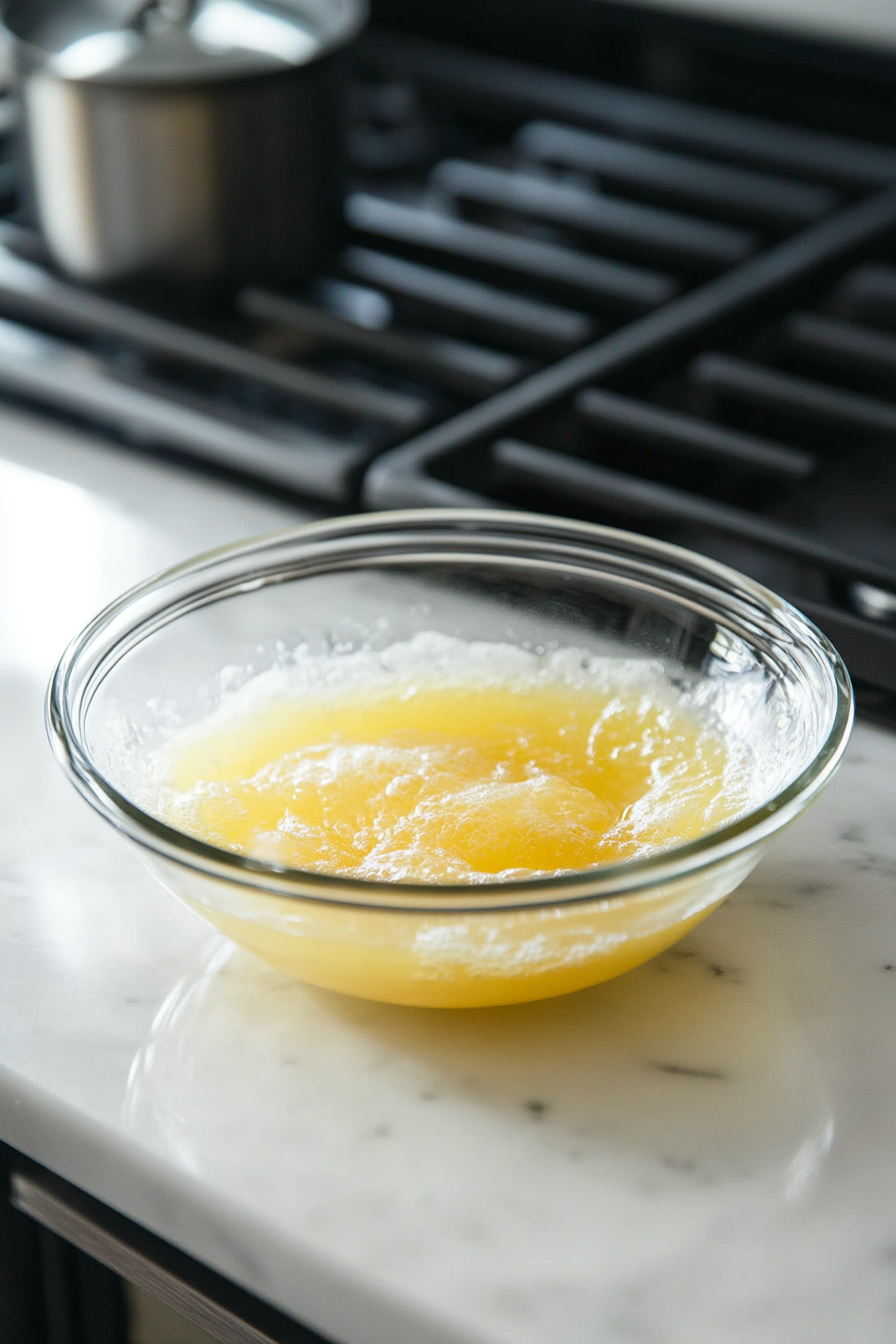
[3,0,367,83]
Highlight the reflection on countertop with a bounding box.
[120,894,840,1344]
[125,926,833,1200]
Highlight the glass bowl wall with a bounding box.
[47,511,853,1007]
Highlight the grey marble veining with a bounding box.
[2,406,896,1344]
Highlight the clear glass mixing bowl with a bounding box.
[47,510,853,1008]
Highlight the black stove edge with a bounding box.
[367,1,896,130]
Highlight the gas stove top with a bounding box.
[2,11,896,716]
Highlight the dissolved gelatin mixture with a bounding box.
[154,634,748,883]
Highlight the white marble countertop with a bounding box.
[3,407,896,1344]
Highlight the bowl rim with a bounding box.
[46,508,854,914]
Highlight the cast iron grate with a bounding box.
[364,182,896,706]
[0,30,891,503]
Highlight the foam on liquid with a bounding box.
[154,634,749,884]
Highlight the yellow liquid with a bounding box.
[163,675,735,881]
[155,645,749,1006]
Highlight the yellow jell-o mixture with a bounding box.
[156,636,746,884]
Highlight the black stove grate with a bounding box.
[0,30,887,504]
[364,179,896,707]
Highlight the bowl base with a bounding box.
[192,900,726,1009]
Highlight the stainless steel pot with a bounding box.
[2,0,367,286]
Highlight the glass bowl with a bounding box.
[47,510,853,1009]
